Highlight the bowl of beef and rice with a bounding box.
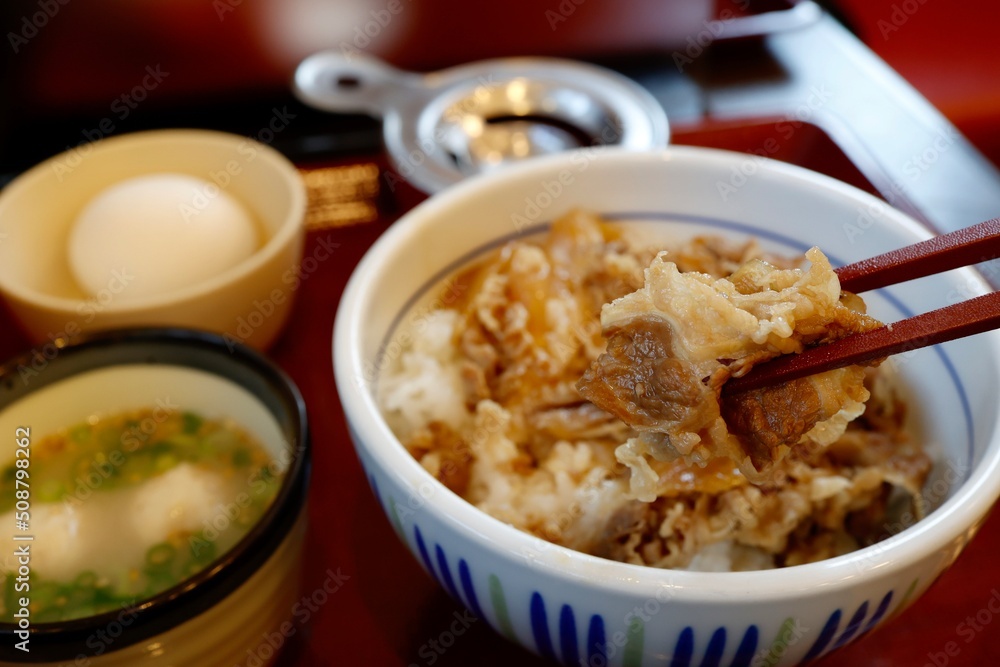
[333,147,1000,666]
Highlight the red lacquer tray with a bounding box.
[1,122,997,667]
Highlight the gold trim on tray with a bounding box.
[300,163,381,229]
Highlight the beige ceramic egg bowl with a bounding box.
[0,129,306,350]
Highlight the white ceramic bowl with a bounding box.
[0,130,306,350]
[334,147,1000,666]
[0,329,310,666]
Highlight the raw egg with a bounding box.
[68,173,259,301]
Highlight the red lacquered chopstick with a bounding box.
[723,218,1000,395]
[835,217,1000,293]
[723,291,1000,394]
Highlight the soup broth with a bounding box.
[0,409,283,622]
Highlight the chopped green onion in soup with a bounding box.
[0,409,285,623]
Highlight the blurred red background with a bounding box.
[1,0,998,163]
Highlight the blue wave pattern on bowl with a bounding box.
[364,469,916,666]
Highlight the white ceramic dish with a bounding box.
[0,130,306,350]
[334,147,1000,666]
